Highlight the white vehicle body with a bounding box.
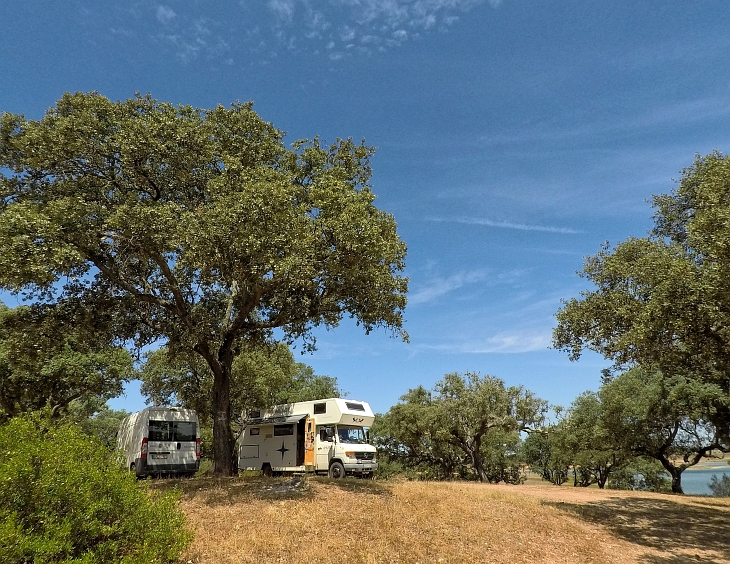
[117,407,201,478]
[238,398,377,478]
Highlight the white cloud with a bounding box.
[156,5,176,24]
[268,0,296,22]
[429,216,582,234]
[264,0,497,55]
[409,270,489,305]
[420,330,551,354]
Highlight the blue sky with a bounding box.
[2,0,730,415]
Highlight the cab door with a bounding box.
[315,425,335,471]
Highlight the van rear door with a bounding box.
[147,415,198,474]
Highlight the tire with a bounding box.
[131,462,144,480]
[329,461,346,479]
[262,464,273,478]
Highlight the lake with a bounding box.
[681,464,730,496]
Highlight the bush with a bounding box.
[0,414,192,563]
[608,458,671,493]
[708,473,730,497]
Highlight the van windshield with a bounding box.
[337,426,366,444]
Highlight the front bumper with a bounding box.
[344,462,378,475]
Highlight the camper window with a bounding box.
[313,403,326,414]
[274,425,293,436]
[345,402,366,412]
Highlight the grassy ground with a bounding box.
[153,476,730,564]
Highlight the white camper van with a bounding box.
[238,398,377,478]
[117,407,201,478]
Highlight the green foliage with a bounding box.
[708,473,730,497]
[599,368,728,493]
[607,458,671,493]
[375,373,546,482]
[479,428,525,484]
[521,431,570,486]
[65,398,129,445]
[0,302,134,421]
[0,91,407,474]
[140,342,339,423]
[559,392,629,488]
[0,414,191,563]
[553,152,730,445]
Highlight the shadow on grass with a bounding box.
[148,474,392,505]
[147,475,315,505]
[544,496,730,564]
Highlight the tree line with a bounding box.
[0,92,728,495]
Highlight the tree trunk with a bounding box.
[657,455,684,494]
[211,362,234,476]
[669,469,684,494]
[472,451,488,482]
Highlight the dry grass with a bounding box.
[152,476,730,564]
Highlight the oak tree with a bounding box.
[0,92,408,474]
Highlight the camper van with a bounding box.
[238,398,377,478]
[117,407,201,478]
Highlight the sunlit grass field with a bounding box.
[151,475,730,563]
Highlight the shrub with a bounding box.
[708,473,730,497]
[0,414,192,563]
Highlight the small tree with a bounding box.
[521,430,570,486]
[0,302,134,421]
[599,368,729,493]
[377,373,546,482]
[708,474,730,497]
[0,414,191,563]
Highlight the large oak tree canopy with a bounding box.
[0,92,408,474]
[553,152,730,450]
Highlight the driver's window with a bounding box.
[319,426,335,442]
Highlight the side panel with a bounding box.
[239,424,300,471]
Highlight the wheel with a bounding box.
[131,462,143,480]
[329,461,345,479]
[262,464,273,478]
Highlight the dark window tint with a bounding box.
[250,428,260,436]
[249,410,261,419]
[149,420,173,441]
[149,420,197,441]
[345,402,365,412]
[274,424,293,436]
[313,403,326,414]
[174,421,197,442]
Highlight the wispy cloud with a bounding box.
[420,329,551,354]
[409,270,489,305]
[132,0,500,64]
[429,216,581,234]
[479,95,730,150]
[156,5,176,24]
[266,0,498,57]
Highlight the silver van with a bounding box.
[117,407,200,478]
